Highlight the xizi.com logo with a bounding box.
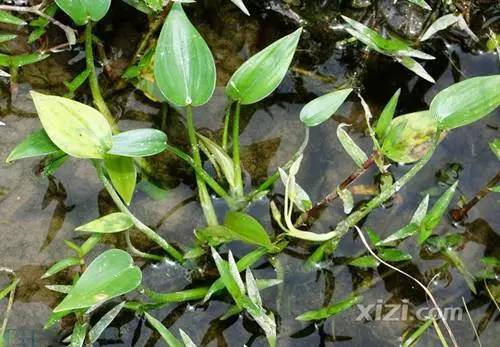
[354,299,463,321]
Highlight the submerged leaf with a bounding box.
[490,139,500,160]
[30,92,113,159]
[226,28,302,104]
[296,296,361,321]
[76,213,134,234]
[430,75,500,130]
[154,2,216,106]
[337,187,354,214]
[54,249,142,312]
[300,89,352,127]
[6,129,61,163]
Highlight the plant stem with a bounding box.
[450,171,500,222]
[85,22,118,133]
[165,144,231,201]
[222,102,232,151]
[232,101,244,197]
[186,106,218,226]
[295,152,377,226]
[307,133,442,265]
[96,163,184,262]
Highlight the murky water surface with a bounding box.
[0,1,499,346]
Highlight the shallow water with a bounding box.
[0,1,499,346]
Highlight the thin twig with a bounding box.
[295,152,377,226]
[450,171,500,222]
[355,227,458,347]
[462,296,482,347]
[0,3,76,46]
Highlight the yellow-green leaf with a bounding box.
[30,92,113,159]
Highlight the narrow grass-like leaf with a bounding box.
[337,123,368,168]
[0,34,17,43]
[198,134,235,188]
[88,301,125,343]
[179,329,197,347]
[410,195,430,225]
[490,139,500,160]
[376,223,419,247]
[6,129,61,163]
[144,312,183,347]
[55,0,111,26]
[420,14,460,41]
[397,56,435,83]
[0,53,50,68]
[42,257,80,279]
[402,319,433,347]
[108,129,167,157]
[0,10,27,25]
[54,249,142,312]
[203,247,267,302]
[418,182,458,244]
[300,89,352,127]
[378,248,412,262]
[226,28,302,104]
[0,279,19,301]
[211,248,247,306]
[230,0,250,15]
[348,255,378,268]
[296,296,361,321]
[45,285,72,294]
[406,0,432,10]
[245,270,262,307]
[69,322,87,347]
[154,2,216,106]
[375,89,400,140]
[430,75,500,130]
[76,213,134,234]
[279,169,312,212]
[104,155,137,205]
[30,92,113,159]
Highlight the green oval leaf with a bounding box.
[430,75,500,130]
[300,88,352,127]
[104,155,137,205]
[381,111,438,164]
[107,129,167,157]
[223,211,273,249]
[226,28,302,105]
[6,129,61,163]
[154,2,216,106]
[76,212,134,233]
[55,0,111,25]
[30,92,113,159]
[54,249,142,312]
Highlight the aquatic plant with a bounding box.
[1,1,499,346]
